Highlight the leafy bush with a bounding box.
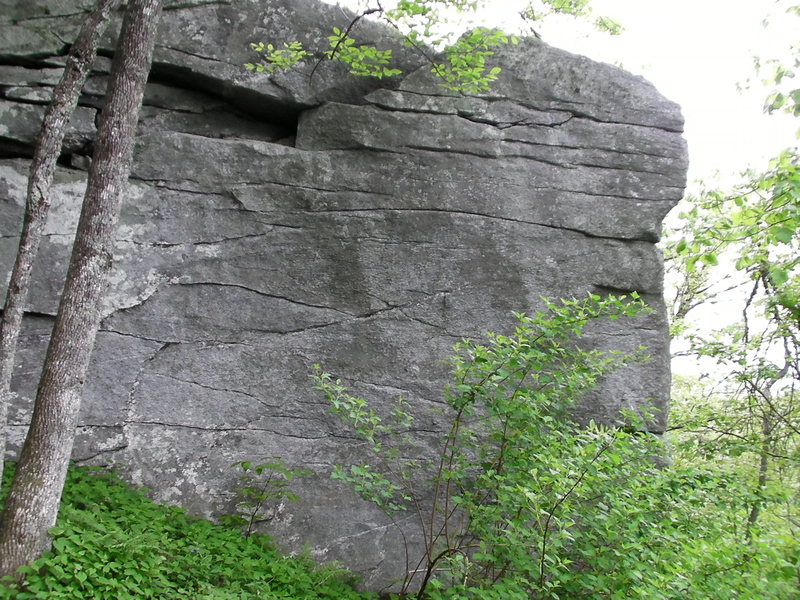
[0,464,371,600]
[316,294,660,597]
[315,294,800,599]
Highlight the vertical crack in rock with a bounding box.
[125,341,172,441]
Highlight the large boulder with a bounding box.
[0,0,687,588]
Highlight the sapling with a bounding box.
[314,293,667,599]
[223,458,311,538]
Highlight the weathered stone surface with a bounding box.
[0,0,687,590]
[0,100,96,154]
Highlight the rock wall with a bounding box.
[0,0,687,588]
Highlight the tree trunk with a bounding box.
[0,0,163,576]
[0,0,121,488]
[745,410,773,543]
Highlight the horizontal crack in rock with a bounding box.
[155,45,227,64]
[387,89,683,133]
[131,420,326,439]
[178,281,353,316]
[163,0,233,10]
[307,207,654,242]
[73,444,129,463]
[405,143,574,169]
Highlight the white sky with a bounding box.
[323,0,798,187]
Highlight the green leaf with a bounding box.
[769,267,789,286]
[700,252,719,266]
[771,225,794,243]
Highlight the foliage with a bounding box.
[244,41,310,73]
[245,0,618,93]
[664,156,800,597]
[318,292,800,599]
[674,150,799,291]
[0,464,370,600]
[522,0,622,35]
[220,458,311,538]
[667,3,799,484]
[667,149,799,397]
[317,294,691,598]
[666,378,800,599]
[755,3,800,118]
[663,5,800,596]
[431,28,516,92]
[326,27,403,78]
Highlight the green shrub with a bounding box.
[0,464,372,600]
[315,294,799,599]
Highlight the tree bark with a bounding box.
[0,0,163,576]
[0,0,121,487]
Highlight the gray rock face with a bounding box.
[0,0,687,589]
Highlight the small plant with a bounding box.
[222,458,311,538]
[244,41,310,73]
[432,28,517,93]
[326,27,403,79]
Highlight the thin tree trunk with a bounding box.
[745,410,772,543]
[0,0,121,486]
[0,0,163,576]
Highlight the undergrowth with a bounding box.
[0,463,372,600]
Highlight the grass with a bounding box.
[0,464,375,600]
